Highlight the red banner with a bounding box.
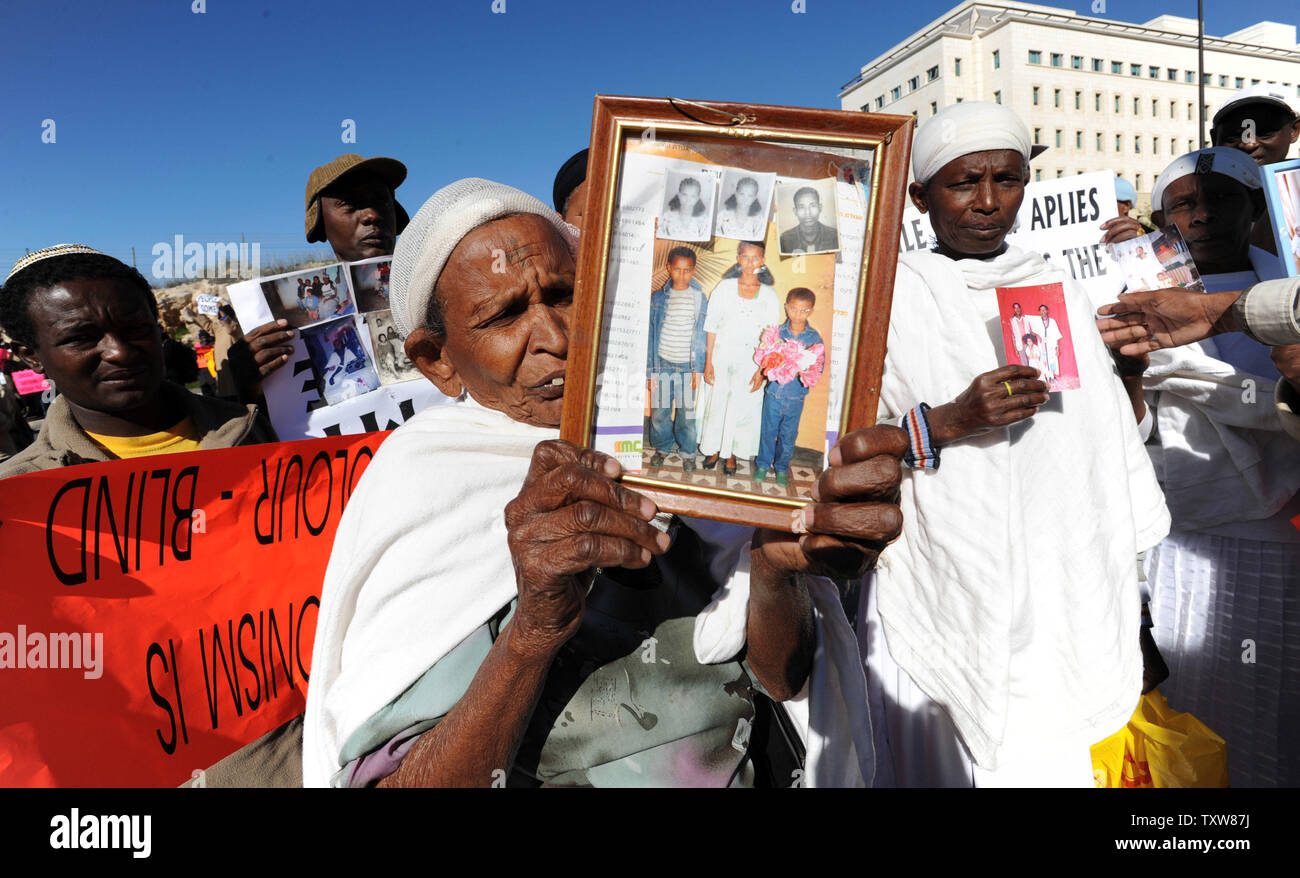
[0,432,388,786]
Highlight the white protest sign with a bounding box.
[227,276,451,439]
[195,293,219,316]
[899,171,1126,308]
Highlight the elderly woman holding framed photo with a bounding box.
[303,179,904,788]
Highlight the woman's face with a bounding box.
[677,180,701,212]
[736,181,758,205]
[22,278,164,416]
[737,244,764,277]
[419,214,575,427]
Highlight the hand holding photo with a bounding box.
[997,283,1080,391]
[1106,223,1205,292]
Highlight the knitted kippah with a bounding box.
[5,244,110,284]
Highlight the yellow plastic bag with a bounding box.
[1090,690,1228,788]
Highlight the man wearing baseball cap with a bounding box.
[1211,83,1300,167]
[242,154,411,383]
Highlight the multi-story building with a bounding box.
[839,1,1300,210]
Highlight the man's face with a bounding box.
[1117,200,1132,217]
[909,149,1029,259]
[1156,174,1255,274]
[668,256,695,290]
[562,179,589,230]
[22,278,164,416]
[320,170,398,262]
[425,214,575,428]
[1214,104,1300,166]
[1039,305,1049,321]
[794,192,821,232]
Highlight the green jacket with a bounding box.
[0,382,276,478]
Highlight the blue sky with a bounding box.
[0,0,1292,275]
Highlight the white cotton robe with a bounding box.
[869,245,1170,783]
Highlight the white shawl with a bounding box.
[303,396,876,787]
[874,246,1170,769]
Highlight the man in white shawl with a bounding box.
[1110,148,1300,786]
[859,102,1170,786]
[302,178,906,788]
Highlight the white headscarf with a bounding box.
[912,102,1032,185]
[389,178,578,337]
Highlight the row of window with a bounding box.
[868,50,1297,112]
[1029,127,1198,156]
[1028,87,1207,121]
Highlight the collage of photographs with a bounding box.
[254,256,417,406]
[638,157,850,501]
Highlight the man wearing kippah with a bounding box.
[239,154,412,385]
[1115,146,1300,787]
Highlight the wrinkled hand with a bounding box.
[503,440,669,658]
[749,369,764,393]
[930,365,1049,443]
[1272,344,1300,385]
[1100,216,1147,246]
[754,425,909,579]
[1096,288,1238,356]
[703,362,715,386]
[245,319,296,377]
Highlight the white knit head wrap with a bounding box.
[1151,147,1261,214]
[912,102,1032,186]
[389,178,578,338]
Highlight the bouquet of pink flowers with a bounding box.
[754,325,825,388]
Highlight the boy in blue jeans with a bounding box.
[752,287,824,486]
[647,247,708,471]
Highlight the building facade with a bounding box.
[839,1,1300,209]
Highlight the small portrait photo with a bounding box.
[775,177,840,256]
[364,309,422,385]
[1106,224,1204,293]
[1272,166,1300,276]
[996,283,1080,392]
[301,315,381,405]
[657,167,717,242]
[640,235,835,499]
[258,264,354,329]
[713,169,775,241]
[350,256,393,313]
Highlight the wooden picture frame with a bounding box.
[561,95,913,530]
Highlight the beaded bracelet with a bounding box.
[899,402,939,470]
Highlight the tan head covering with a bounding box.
[5,244,110,283]
[304,154,411,242]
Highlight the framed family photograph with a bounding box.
[1261,158,1300,278]
[560,95,913,530]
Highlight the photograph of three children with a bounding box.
[639,165,842,500]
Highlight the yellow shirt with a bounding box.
[85,417,203,459]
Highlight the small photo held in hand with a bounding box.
[657,167,718,242]
[258,264,354,328]
[301,315,381,405]
[364,309,422,385]
[774,177,841,256]
[996,283,1080,392]
[350,256,393,313]
[1105,223,1204,293]
[714,169,775,241]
